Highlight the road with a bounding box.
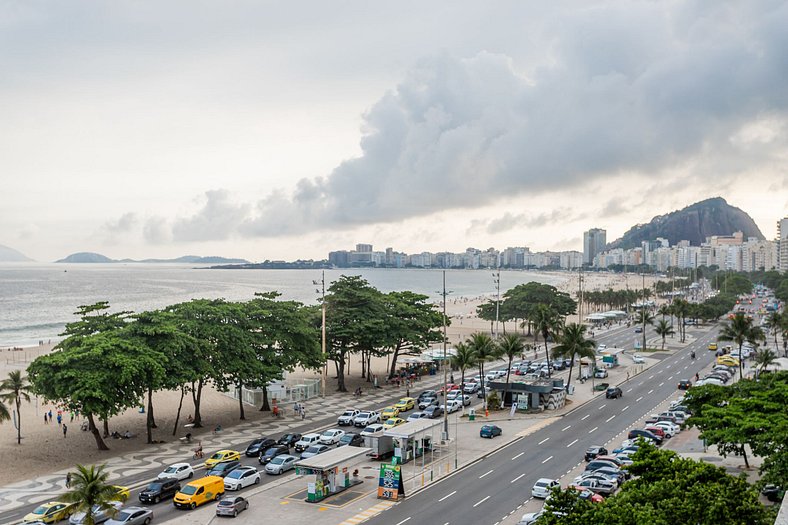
[363,324,719,525]
[0,321,675,525]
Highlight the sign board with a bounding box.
[377,463,404,500]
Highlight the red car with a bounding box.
[438,384,461,395]
[571,486,605,503]
[644,426,666,439]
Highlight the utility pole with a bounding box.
[493,269,501,338]
[440,271,450,441]
[313,271,327,398]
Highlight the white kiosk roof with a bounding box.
[294,446,371,470]
[383,418,443,438]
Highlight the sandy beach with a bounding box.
[0,271,661,486]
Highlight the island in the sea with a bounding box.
[55,252,250,264]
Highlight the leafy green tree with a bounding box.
[503,282,576,336]
[475,300,498,334]
[497,333,525,406]
[551,323,596,389]
[718,313,763,380]
[653,319,674,351]
[467,332,499,405]
[0,370,31,445]
[450,342,475,392]
[531,304,563,376]
[383,291,444,380]
[62,464,122,525]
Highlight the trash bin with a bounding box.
[468,408,476,421]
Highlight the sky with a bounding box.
[1,0,787,262]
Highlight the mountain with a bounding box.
[608,197,765,249]
[56,252,249,264]
[0,244,33,262]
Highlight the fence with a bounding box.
[225,378,323,407]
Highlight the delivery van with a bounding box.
[173,475,224,509]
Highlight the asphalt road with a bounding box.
[1,320,684,525]
[363,324,720,525]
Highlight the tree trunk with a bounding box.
[87,413,109,451]
[360,350,366,379]
[566,353,575,389]
[388,342,403,379]
[172,385,186,436]
[336,352,347,392]
[237,384,246,420]
[148,388,157,428]
[479,362,486,406]
[366,353,372,382]
[192,379,204,428]
[661,337,666,351]
[260,385,271,412]
[504,357,512,408]
[146,388,155,444]
[102,417,109,438]
[741,444,750,469]
[15,399,21,445]
[544,338,551,378]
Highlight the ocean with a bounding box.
[0,263,565,347]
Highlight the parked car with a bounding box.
[644,426,666,439]
[223,466,260,491]
[264,455,297,475]
[651,421,680,437]
[585,446,608,462]
[206,460,241,478]
[69,502,123,524]
[531,478,559,499]
[294,433,321,453]
[104,507,153,525]
[360,424,385,436]
[157,463,194,481]
[319,428,345,445]
[605,387,623,399]
[244,437,277,457]
[337,409,360,426]
[138,478,180,504]
[632,354,645,364]
[353,411,380,427]
[627,429,663,445]
[677,380,692,390]
[577,471,620,488]
[407,412,427,422]
[571,478,616,495]
[300,444,330,459]
[423,405,443,419]
[594,369,609,379]
[761,484,784,503]
[480,424,502,438]
[258,444,290,465]
[205,450,241,469]
[585,459,622,473]
[215,496,249,518]
[338,433,365,447]
[277,433,302,448]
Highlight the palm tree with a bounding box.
[468,332,500,408]
[753,348,777,380]
[497,333,526,407]
[449,342,475,394]
[653,320,675,351]
[765,311,782,350]
[551,323,596,390]
[657,304,671,322]
[718,313,759,380]
[672,299,690,342]
[0,398,9,424]
[61,464,122,525]
[635,308,655,351]
[0,370,31,445]
[532,305,563,377]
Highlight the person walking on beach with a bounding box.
[63,424,68,438]
[56,413,62,426]
[44,414,48,425]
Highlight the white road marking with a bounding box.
[567,439,579,447]
[562,425,571,432]
[511,473,526,483]
[438,491,456,502]
[684,365,689,370]
[396,519,411,525]
[598,404,607,410]
[581,414,590,421]
[538,437,550,445]
[511,452,524,461]
[649,375,655,379]
[648,389,654,394]
[542,456,553,464]
[668,376,673,381]
[606,415,616,423]
[589,426,598,433]
[659,382,665,387]
[621,405,629,412]
[636,396,643,402]
[473,496,490,507]
[626,388,633,393]
[479,469,494,479]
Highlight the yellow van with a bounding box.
[173,475,225,509]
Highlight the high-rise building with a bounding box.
[583,228,607,265]
[778,218,788,272]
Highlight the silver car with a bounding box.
[215,496,249,517]
[265,454,297,475]
[104,506,153,525]
[69,502,123,524]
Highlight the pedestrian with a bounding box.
[66,473,71,488]
[301,407,306,420]
[48,409,52,421]
[44,414,48,425]
[406,387,410,398]
[63,424,68,438]
[57,413,62,426]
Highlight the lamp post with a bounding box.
[493,269,501,338]
[437,270,453,442]
[313,271,327,398]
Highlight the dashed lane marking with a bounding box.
[621,405,629,412]
[581,414,590,421]
[511,473,526,483]
[511,452,524,461]
[561,425,571,431]
[438,491,456,502]
[605,415,616,423]
[589,426,598,433]
[636,396,643,402]
[396,518,411,525]
[479,469,494,479]
[473,496,490,507]
[538,437,550,445]
[567,439,578,447]
[542,456,553,464]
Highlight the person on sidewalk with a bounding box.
[63,424,68,438]
[66,473,71,488]
[301,407,307,420]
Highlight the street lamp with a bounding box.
[313,271,327,398]
[492,270,501,338]
[436,270,453,442]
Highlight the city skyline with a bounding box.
[2,2,786,262]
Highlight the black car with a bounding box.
[138,477,180,504]
[628,429,663,445]
[762,484,784,503]
[277,433,302,447]
[258,444,290,465]
[338,433,365,447]
[585,445,608,462]
[206,459,241,477]
[605,387,623,399]
[245,437,277,457]
[423,405,443,419]
[677,380,692,390]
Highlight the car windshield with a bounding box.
[270,457,287,465]
[163,467,177,473]
[226,470,244,479]
[117,511,133,521]
[535,481,549,488]
[306,446,320,453]
[358,412,370,417]
[342,411,354,416]
[263,448,278,456]
[340,435,352,442]
[32,506,47,515]
[218,500,234,506]
[180,485,198,495]
[210,453,223,460]
[147,483,163,490]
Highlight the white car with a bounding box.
[651,421,680,437]
[353,411,380,427]
[518,511,543,525]
[337,409,359,426]
[531,478,560,499]
[265,455,297,475]
[597,344,608,353]
[407,412,426,422]
[319,428,345,445]
[441,400,461,414]
[294,433,321,453]
[157,463,194,481]
[632,354,645,364]
[360,423,385,436]
[223,466,260,491]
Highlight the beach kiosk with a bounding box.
[294,446,370,503]
[383,418,443,465]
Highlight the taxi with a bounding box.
[383,417,405,429]
[380,406,400,421]
[394,398,415,412]
[716,355,739,367]
[112,485,130,502]
[708,342,718,351]
[23,502,75,523]
[204,449,241,469]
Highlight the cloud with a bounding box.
[172,190,249,242]
[98,212,137,244]
[485,210,568,234]
[143,216,171,245]
[600,200,629,218]
[234,2,788,236]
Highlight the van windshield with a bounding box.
[179,485,198,495]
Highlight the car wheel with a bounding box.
[254,476,260,484]
[144,518,151,525]
[190,503,196,510]
[188,472,193,478]
[233,510,238,517]
[154,496,160,504]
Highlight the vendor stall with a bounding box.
[294,446,370,503]
[384,418,442,465]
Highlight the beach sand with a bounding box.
[0,271,661,486]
